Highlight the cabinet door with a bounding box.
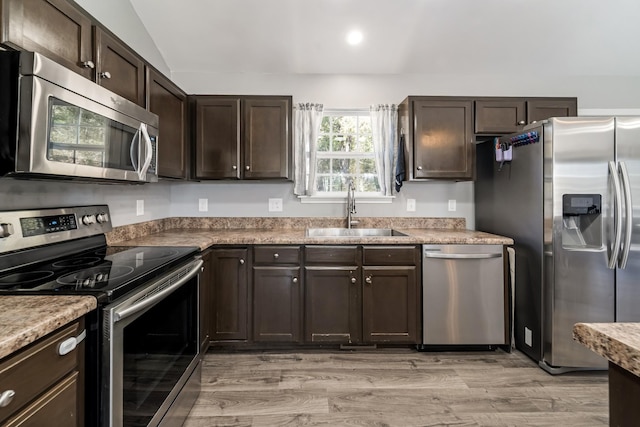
[252,266,301,342]
[194,97,241,179]
[527,98,577,124]
[475,99,527,134]
[362,266,418,344]
[1,0,93,78]
[210,248,248,341]
[243,97,291,179]
[94,27,145,106]
[413,99,474,180]
[304,267,360,344]
[199,251,212,353]
[148,68,188,179]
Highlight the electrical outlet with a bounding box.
[136,200,144,216]
[198,198,208,212]
[448,199,456,212]
[268,198,283,212]
[406,198,416,212]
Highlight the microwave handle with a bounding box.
[138,123,153,180]
[129,127,141,174]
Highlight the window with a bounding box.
[314,110,380,194]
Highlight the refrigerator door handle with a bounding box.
[619,161,633,269]
[609,161,623,269]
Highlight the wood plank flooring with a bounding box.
[184,348,608,426]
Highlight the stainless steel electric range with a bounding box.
[0,205,202,427]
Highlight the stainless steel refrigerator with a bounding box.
[475,116,640,373]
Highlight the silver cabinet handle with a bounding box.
[425,252,502,259]
[417,166,423,170]
[518,120,525,125]
[273,253,279,259]
[0,390,16,408]
[619,161,633,269]
[245,165,250,171]
[232,165,237,170]
[239,258,245,265]
[82,60,95,69]
[609,161,623,269]
[100,71,112,79]
[292,277,298,284]
[351,277,356,284]
[365,276,372,284]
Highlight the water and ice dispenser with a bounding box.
[562,194,602,248]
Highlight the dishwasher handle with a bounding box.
[424,252,502,260]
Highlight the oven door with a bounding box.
[16,73,158,183]
[103,258,202,427]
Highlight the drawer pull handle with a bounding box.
[292,277,298,284]
[57,329,87,356]
[0,390,15,408]
[273,253,279,259]
[518,120,526,125]
[81,60,95,69]
[351,277,356,284]
[239,258,245,265]
[365,276,372,284]
[100,71,112,79]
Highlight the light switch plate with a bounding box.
[136,200,144,216]
[406,199,416,212]
[198,198,208,212]
[448,199,456,212]
[268,198,283,212]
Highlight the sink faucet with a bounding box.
[346,179,357,229]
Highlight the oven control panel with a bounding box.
[0,205,112,254]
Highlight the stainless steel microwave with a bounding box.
[0,51,158,183]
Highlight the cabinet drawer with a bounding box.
[363,246,418,265]
[254,246,301,264]
[0,321,81,423]
[305,246,358,265]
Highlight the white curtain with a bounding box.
[293,103,323,196]
[370,104,398,196]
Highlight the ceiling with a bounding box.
[130,0,640,76]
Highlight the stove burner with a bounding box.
[0,271,55,287]
[52,257,102,269]
[56,265,135,288]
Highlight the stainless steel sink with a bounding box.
[305,228,408,237]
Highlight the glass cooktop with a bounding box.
[0,245,199,302]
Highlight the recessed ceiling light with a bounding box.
[346,30,363,46]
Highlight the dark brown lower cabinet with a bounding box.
[252,266,301,342]
[362,266,418,343]
[209,248,248,341]
[304,267,361,344]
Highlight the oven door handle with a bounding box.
[113,259,203,323]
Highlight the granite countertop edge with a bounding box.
[0,295,97,360]
[111,228,514,251]
[573,322,640,377]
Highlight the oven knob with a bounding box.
[96,213,109,224]
[82,215,96,225]
[0,223,14,238]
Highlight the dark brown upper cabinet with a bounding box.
[193,95,292,180]
[475,97,577,134]
[0,0,94,79]
[94,27,145,107]
[147,68,188,179]
[399,97,474,181]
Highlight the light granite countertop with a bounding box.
[573,322,640,377]
[0,295,97,360]
[112,228,514,250]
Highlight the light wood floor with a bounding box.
[184,348,608,426]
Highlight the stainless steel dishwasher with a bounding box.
[422,244,507,346]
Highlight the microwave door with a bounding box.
[19,75,156,182]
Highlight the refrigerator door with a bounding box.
[615,117,640,322]
[546,117,615,370]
